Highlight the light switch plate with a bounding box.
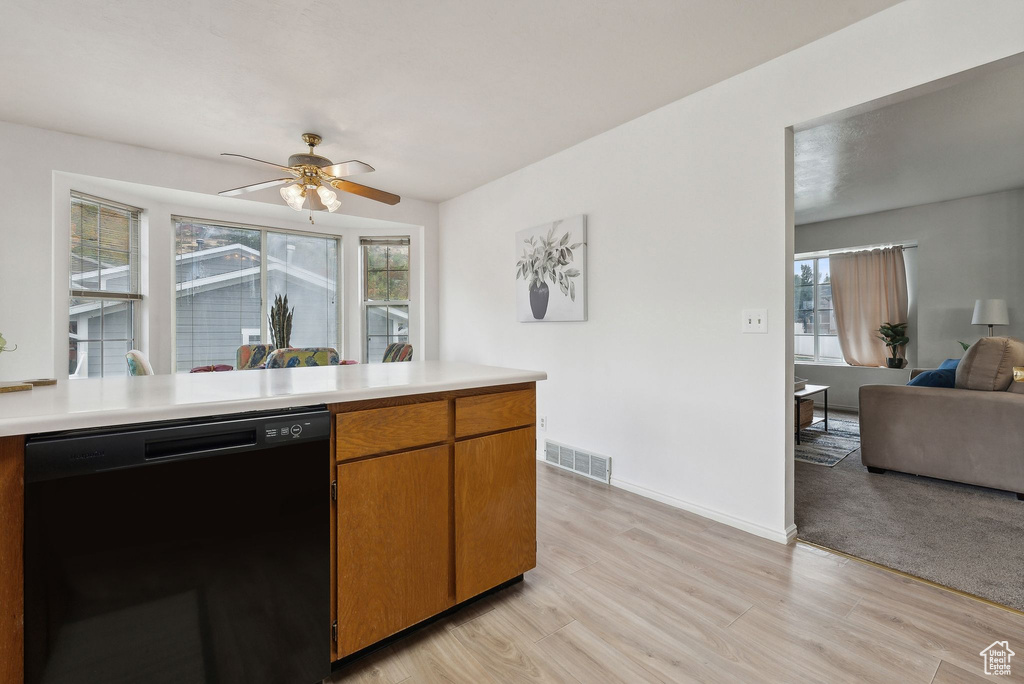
[742,309,768,333]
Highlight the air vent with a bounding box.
[543,440,611,483]
[559,445,574,469]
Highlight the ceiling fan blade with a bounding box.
[330,179,401,205]
[221,153,297,174]
[320,160,375,178]
[218,177,297,196]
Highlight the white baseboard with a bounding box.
[609,475,795,545]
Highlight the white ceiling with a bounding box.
[0,0,898,203]
[795,59,1024,225]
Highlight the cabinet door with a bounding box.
[454,427,536,603]
[337,445,452,656]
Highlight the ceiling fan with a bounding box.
[219,133,400,221]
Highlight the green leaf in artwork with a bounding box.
[514,222,584,304]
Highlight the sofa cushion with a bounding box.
[907,368,956,388]
[955,337,1024,391]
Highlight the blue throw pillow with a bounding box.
[938,358,960,371]
[908,368,956,388]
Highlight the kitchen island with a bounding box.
[0,361,545,683]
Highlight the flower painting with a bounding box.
[515,215,587,322]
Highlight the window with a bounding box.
[69,193,141,378]
[362,238,410,363]
[794,256,841,363]
[174,217,340,371]
[266,231,339,349]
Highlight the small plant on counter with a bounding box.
[0,332,15,354]
[268,295,293,349]
[877,322,909,368]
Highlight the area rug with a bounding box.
[796,448,1024,612]
[794,414,859,467]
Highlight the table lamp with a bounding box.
[971,299,1009,336]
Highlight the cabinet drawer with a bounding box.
[335,400,449,462]
[455,389,535,438]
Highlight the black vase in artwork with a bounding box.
[529,282,550,320]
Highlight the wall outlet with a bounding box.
[539,415,547,431]
[742,308,768,333]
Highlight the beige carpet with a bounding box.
[795,412,1024,612]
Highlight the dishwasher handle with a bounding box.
[144,427,258,461]
[25,408,330,482]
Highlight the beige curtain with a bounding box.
[829,246,908,367]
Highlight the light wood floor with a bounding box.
[329,462,1024,683]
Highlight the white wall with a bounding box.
[795,365,910,411]
[0,122,439,381]
[797,187,1024,363]
[438,0,1024,542]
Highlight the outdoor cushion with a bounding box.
[265,347,340,368]
[236,344,275,370]
[382,343,413,363]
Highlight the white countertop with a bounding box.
[0,361,546,437]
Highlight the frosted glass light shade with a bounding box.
[280,183,305,210]
[316,186,342,212]
[971,299,1009,326]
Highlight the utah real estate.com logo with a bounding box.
[980,641,1014,676]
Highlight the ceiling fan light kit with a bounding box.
[219,133,400,223]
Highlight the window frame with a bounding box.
[794,255,840,365]
[171,216,344,371]
[69,192,143,378]
[361,237,411,363]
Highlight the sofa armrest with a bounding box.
[858,384,1024,491]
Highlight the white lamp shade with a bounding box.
[971,299,1009,326]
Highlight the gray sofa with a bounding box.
[859,337,1024,498]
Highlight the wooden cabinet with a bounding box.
[335,401,448,462]
[0,437,24,684]
[336,445,453,657]
[454,427,536,602]
[455,389,535,438]
[330,383,537,661]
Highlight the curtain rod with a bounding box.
[797,243,917,260]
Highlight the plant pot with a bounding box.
[529,282,549,320]
[886,357,905,369]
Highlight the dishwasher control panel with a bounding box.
[264,418,319,443]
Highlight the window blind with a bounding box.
[70,191,142,299]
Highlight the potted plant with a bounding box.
[0,333,15,355]
[877,322,909,368]
[515,226,582,320]
[268,295,293,348]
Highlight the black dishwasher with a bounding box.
[24,407,332,684]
